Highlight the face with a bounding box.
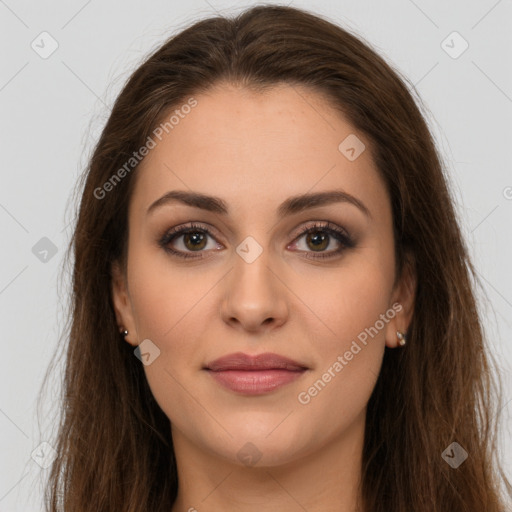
[112,83,415,468]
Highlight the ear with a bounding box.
[111,260,138,346]
[385,253,416,348]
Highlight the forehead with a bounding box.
[130,83,389,220]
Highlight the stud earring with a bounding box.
[397,330,407,347]
[121,329,129,338]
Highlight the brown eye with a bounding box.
[305,231,329,251]
[159,221,354,261]
[159,222,220,259]
[182,231,208,251]
[290,221,355,260]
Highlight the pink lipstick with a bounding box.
[204,352,308,395]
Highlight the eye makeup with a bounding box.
[157,220,356,261]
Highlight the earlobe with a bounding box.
[385,255,417,348]
[111,260,138,346]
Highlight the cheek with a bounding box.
[128,249,212,341]
[291,257,393,409]
[128,262,213,427]
[291,271,391,444]
[293,258,394,350]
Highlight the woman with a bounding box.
[41,4,511,511]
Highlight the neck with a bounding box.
[170,409,365,512]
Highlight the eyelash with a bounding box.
[158,221,355,261]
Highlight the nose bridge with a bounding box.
[231,234,276,297]
[220,232,288,329]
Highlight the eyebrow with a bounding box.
[146,189,371,219]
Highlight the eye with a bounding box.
[288,221,355,260]
[158,220,355,260]
[158,222,220,259]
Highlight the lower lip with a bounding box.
[206,369,306,395]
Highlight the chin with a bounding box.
[202,420,314,468]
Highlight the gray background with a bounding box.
[1,0,511,509]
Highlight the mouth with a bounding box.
[204,352,308,395]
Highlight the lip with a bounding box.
[204,352,308,395]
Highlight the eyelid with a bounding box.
[158,221,222,248]
[158,219,354,259]
[162,221,224,242]
[289,220,351,242]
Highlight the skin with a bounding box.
[112,82,416,512]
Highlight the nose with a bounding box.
[220,245,289,333]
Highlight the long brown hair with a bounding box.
[39,5,512,511]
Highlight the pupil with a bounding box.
[185,232,206,250]
[308,231,328,251]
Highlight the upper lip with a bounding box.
[205,352,308,371]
